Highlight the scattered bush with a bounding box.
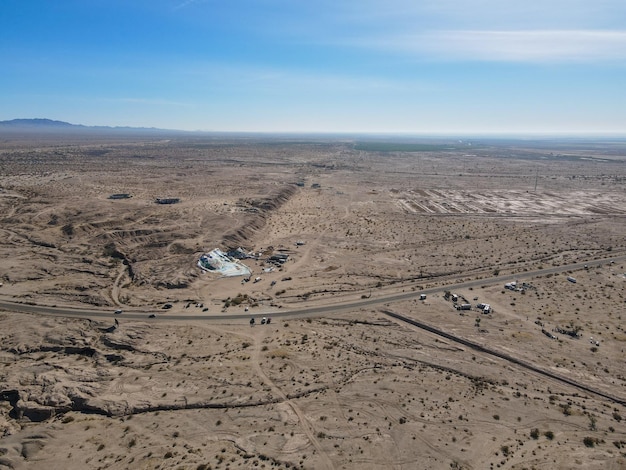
[583,437,596,448]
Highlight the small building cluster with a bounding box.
[444,291,492,314]
[268,253,289,265]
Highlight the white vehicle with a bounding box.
[114,309,123,314]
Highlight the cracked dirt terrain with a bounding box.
[1,132,626,469]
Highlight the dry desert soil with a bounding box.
[1,132,625,469]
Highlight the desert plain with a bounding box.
[0,131,625,469]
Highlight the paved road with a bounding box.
[2,254,624,406]
[0,254,623,322]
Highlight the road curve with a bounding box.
[1,254,624,407]
[0,254,622,322]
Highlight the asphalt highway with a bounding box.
[1,254,624,405]
[0,254,623,322]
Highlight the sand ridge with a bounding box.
[0,134,625,469]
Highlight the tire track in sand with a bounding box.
[244,326,335,470]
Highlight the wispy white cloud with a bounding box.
[103,97,194,107]
[325,0,626,30]
[172,0,208,11]
[181,61,430,94]
[354,30,626,63]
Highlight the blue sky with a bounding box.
[2,0,626,134]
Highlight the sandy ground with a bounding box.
[0,134,625,469]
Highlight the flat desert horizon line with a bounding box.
[1,117,626,140]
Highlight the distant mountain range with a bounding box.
[0,118,78,127]
[0,118,177,134]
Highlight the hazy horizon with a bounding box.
[2,1,626,134]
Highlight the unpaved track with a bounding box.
[224,324,336,470]
[381,309,626,407]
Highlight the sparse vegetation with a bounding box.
[1,136,624,469]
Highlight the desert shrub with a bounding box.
[583,437,595,448]
[530,428,540,439]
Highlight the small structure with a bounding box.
[155,198,180,205]
[555,326,581,338]
[227,247,250,259]
[269,253,289,265]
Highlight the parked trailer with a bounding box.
[456,303,472,311]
